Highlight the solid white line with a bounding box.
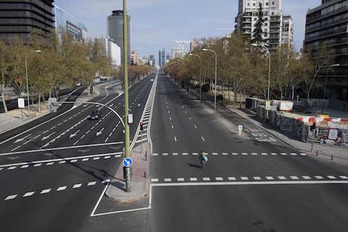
[23,191,35,197]
[57,186,67,191]
[40,189,51,194]
[90,182,109,217]
[11,146,21,152]
[151,180,348,187]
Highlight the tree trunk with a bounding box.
[280,89,283,101]
[1,72,8,113]
[291,85,295,100]
[239,90,242,109]
[38,92,41,112]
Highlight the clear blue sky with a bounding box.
[54,0,321,58]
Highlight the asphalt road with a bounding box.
[147,73,348,232]
[0,73,156,232]
[1,71,347,232]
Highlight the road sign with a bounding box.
[238,125,243,135]
[265,101,271,110]
[18,98,25,109]
[123,158,133,167]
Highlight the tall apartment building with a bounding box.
[282,15,294,49]
[131,50,137,65]
[304,0,348,100]
[96,36,121,69]
[54,5,88,41]
[149,55,156,67]
[107,10,131,65]
[159,48,166,67]
[0,0,55,44]
[235,0,293,51]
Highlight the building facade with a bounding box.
[159,49,166,67]
[304,0,348,100]
[235,0,293,51]
[282,15,294,49]
[54,5,88,41]
[107,10,131,65]
[131,50,137,65]
[0,0,55,44]
[96,36,121,69]
[149,55,156,66]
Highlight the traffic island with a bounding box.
[105,141,150,203]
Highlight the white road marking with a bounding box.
[188,117,192,120]
[182,153,188,156]
[278,176,287,180]
[266,176,274,180]
[327,176,336,180]
[252,153,258,156]
[46,162,54,166]
[40,189,51,194]
[23,191,35,197]
[88,181,97,186]
[281,153,287,156]
[315,176,324,180]
[290,153,297,156]
[11,146,21,152]
[169,117,172,121]
[192,153,198,156]
[241,177,249,181]
[271,153,278,156]
[300,153,307,156]
[222,153,228,156]
[73,184,82,189]
[151,179,159,183]
[93,157,100,160]
[203,177,211,181]
[190,178,198,182]
[58,161,66,164]
[177,178,185,182]
[253,177,262,180]
[57,186,67,191]
[171,125,174,129]
[21,165,29,169]
[164,178,172,182]
[215,177,224,181]
[194,125,197,129]
[262,153,268,156]
[201,136,205,141]
[70,160,77,163]
[5,195,17,200]
[174,137,177,142]
[34,164,42,167]
[290,176,299,180]
[340,176,348,180]
[232,153,238,156]
[242,153,248,156]
[212,153,218,156]
[82,158,89,162]
[8,166,16,170]
[152,153,158,156]
[173,153,178,156]
[302,176,312,180]
[104,156,111,159]
[163,153,168,156]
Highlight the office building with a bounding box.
[304,0,348,100]
[0,0,55,44]
[54,5,88,41]
[235,0,293,51]
[171,47,185,59]
[149,55,156,66]
[159,49,166,67]
[96,36,121,69]
[107,10,131,65]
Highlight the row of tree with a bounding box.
[165,33,330,103]
[0,29,152,113]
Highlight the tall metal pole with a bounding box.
[25,54,30,113]
[267,47,271,104]
[189,54,202,104]
[123,0,131,192]
[322,64,340,114]
[202,49,218,116]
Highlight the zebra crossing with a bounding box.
[152,152,308,157]
[245,128,277,142]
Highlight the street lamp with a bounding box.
[252,43,271,115]
[25,49,42,114]
[202,48,217,116]
[322,64,340,114]
[35,50,42,112]
[189,53,202,104]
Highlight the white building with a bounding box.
[96,36,121,69]
[171,47,185,60]
[282,15,294,49]
[235,0,292,51]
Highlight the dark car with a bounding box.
[89,110,102,120]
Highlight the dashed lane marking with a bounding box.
[57,186,67,191]
[40,189,51,194]
[5,195,17,201]
[23,192,35,197]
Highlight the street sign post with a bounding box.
[265,101,271,111]
[238,125,243,135]
[123,157,133,167]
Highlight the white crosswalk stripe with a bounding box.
[203,177,211,181]
[177,178,185,182]
[253,176,262,180]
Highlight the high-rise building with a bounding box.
[54,5,88,41]
[159,49,166,67]
[149,55,156,66]
[235,0,293,51]
[0,0,55,44]
[282,15,294,49]
[171,47,185,59]
[96,36,121,69]
[107,10,131,65]
[304,0,348,100]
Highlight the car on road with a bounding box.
[150,79,154,82]
[89,110,102,120]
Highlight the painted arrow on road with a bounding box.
[70,130,80,138]
[41,132,56,141]
[96,128,104,137]
[14,134,32,144]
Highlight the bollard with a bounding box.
[145,151,148,161]
[316,151,318,156]
[331,155,333,160]
[144,171,146,178]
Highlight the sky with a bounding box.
[54,0,321,58]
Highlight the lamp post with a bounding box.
[202,48,217,116]
[123,0,131,192]
[189,53,202,104]
[25,49,41,114]
[322,64,340,114]
[252,43,271,115]
[35,50,42,112]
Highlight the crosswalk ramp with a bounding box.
[151,175,348,184]
[152,152,308,157]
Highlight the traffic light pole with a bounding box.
[123,0,131,192]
